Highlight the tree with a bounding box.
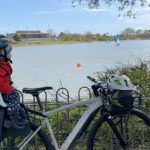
[13,34,22,42]
[72,0,150,17]
[85,31,93,41]
[122,28,135,35]
[47,28,56,39]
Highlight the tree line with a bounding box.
[12,27,150,43]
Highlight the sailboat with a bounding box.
[114,34,120,46]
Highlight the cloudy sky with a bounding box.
[0,0,150,35]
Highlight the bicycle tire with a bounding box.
[0,122,54,150]
[87,108,150,150]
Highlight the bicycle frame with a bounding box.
[20,97,103,150]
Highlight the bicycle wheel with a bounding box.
[87,108,150,150]
[0,122,53,150]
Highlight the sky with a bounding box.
[0,0,150,35]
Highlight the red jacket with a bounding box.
[0,61,13,95]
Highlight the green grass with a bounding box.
[26,59,150,149]
[10,38,84,47]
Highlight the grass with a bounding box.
[10,38,83,47]
[26,59,150,149]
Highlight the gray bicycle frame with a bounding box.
[18,97,103,150]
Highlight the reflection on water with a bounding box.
[11,40,150,99]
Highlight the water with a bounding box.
[11,40,150,99]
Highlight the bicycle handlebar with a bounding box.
[87,76,99,83]
[87,76,101,97]
[87,75,108,97]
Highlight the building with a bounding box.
[6,30,49,39]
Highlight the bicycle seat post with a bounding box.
[33,92,44,112]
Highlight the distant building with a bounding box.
[6,30,49,39]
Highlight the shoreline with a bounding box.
[11,38,150,48]
[11,39,85,47]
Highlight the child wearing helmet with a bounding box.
[0,37,28,126]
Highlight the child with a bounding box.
[0,37,28,126]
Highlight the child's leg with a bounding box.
[3,91,28,126]
[3,91,20,119]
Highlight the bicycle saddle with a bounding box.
[22,86,53,95]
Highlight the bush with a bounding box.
[95,59,150,96]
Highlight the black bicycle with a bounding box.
[87,76,150,150]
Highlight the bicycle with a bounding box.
[0,76,150,150]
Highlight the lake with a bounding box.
[11,40,150,99]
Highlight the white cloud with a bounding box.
[36,11,56,15]
[35,7,109,15]
[35,8,73,15]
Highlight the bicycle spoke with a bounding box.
[88,113,150,150]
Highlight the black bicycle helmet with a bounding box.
[0,36,12,63]
[0,38,9,49]
[111,90,135,108]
